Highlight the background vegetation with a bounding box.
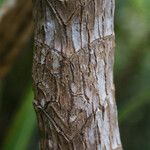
[0,0,150,149]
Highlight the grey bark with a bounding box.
[32,0,122,149]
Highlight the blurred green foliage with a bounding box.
[2,87,36,150]
[115,0,150,149]
[0,0,150,150]
[0,0,3,5]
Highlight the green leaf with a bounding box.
[2,87,36,150]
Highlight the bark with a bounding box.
[32,0,122,149]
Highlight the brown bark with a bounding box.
[32,0,122,149]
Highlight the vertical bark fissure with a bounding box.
[33,0,122,149]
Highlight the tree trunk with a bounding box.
[32,0,122,149]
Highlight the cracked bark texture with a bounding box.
[32,0,122,149]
